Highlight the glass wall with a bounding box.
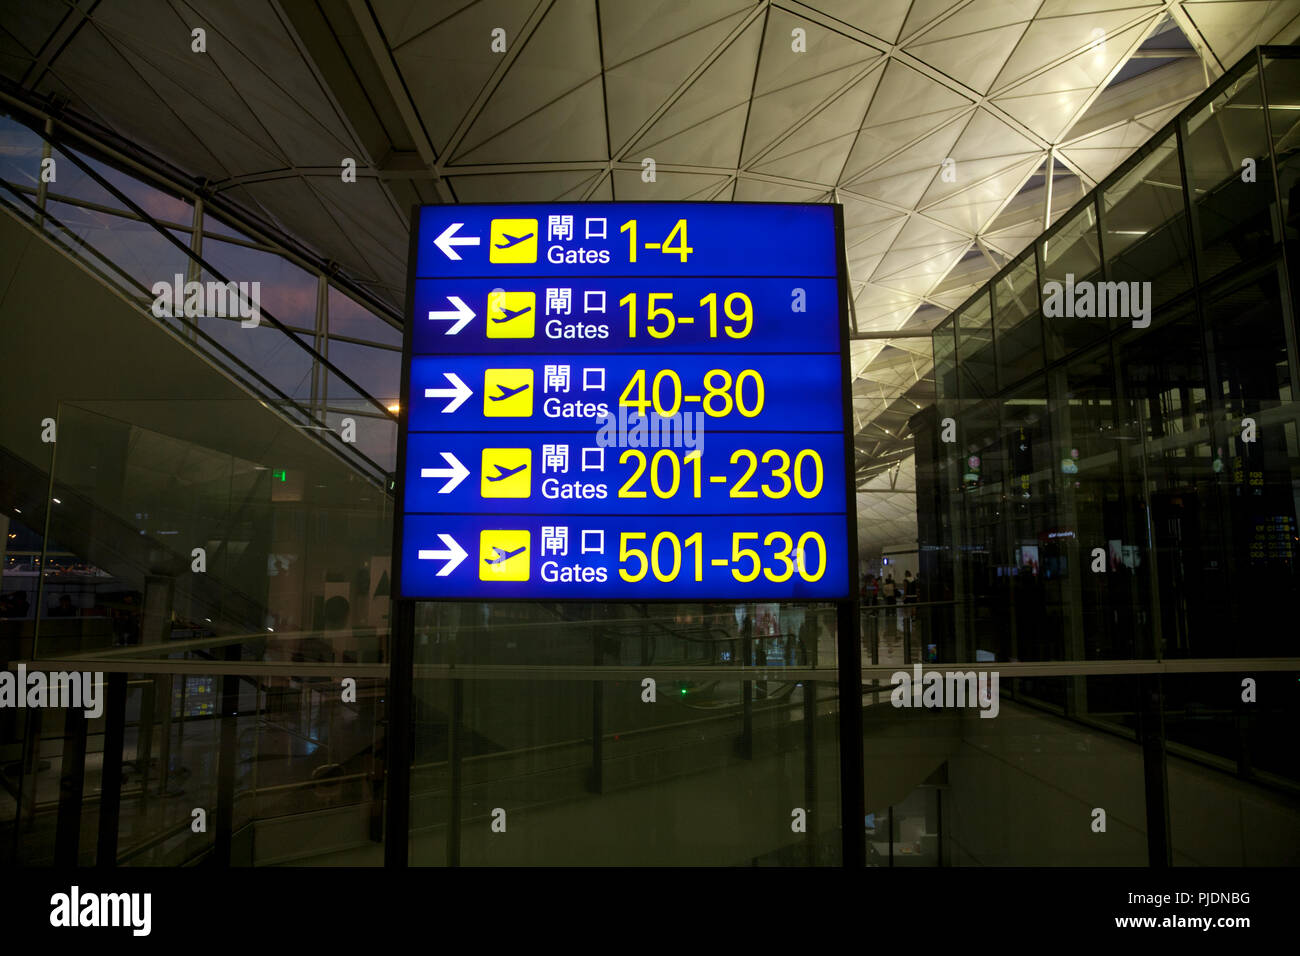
[406,602,844,865]
[919,50,1300,855]
[1,401,393,865]
[928,48,1300,668]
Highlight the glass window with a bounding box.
[1102,133,1193,309]
[933,318,957,402]
[956,291,996,398]
[1184,68,1276,283]
[0,113,45,190]
[1207,263,1292,409]
[203,211,255,242]
[1263,54,1300,230]
[326,339,400,404]
[44,200,188,297]
[198,268,316,400]
[1041,200,1105,360]
[329,286,402,347]
[73,150,193,225]
[44,147,130,212]
[1001,378,1058,661]
[993,254,1042,386]
[201,238,320,333]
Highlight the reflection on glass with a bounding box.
[1102,134,1192,307]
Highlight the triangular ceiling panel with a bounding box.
[994,87,1098,142]
[612,168,730,199]
[626,17,764,159]
[733,178,828,202]
[391,0,542,154]
[838,59,973,180]
[1182,0,1300,66]
[451,0,602,162]
[991,7,1156,95]
[919,154,1043,234]
[454,76,607,164]
[916,108,1042,202]
[845,116,969,206]
[742,58,874,165]
[755,7,882,96]
[905,22,1032,94]
[372,0,482,50]
[842,194,909,247]
[633,101,751,167]
[587,173,614,201]
[872,218,971,284]
[599,0,758,66]
[898,0,971,45]
[903,0,1041,93]
[815,0,914,44]
[447,169,600,202]
[982,218,1044,258]
[750,69,882,183]
[602,6,754,154]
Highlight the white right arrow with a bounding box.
[420,452,470,493]
[418,533,467,577]
[433,222,480,261]
[424,372,472,413]
[428,296,474,334]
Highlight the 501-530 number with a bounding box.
[618,531,827,583]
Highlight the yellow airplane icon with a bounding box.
[480,448,531,498]
[483,368,533,417]
[488,218,538,263]
[479,530,530,582]
[486,290,535,339]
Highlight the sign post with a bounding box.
[390,201,861,862]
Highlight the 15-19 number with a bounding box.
[621,292,753,339]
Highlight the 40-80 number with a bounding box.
[620,368,764,418]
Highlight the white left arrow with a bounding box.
[433,222,480,261]
[418,533,467,577]
[420,452,470,493]
[424,372,472,413]
[428,296,474,335]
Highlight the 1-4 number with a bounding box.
[620,219,692,263]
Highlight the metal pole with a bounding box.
[446,677,463,867]
[213,644,240,866]
[383,599,413,866]
[837,599,865,868]
[96,672,128,866]
[54,705,88,865]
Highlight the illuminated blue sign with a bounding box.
[396,202,853,601]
